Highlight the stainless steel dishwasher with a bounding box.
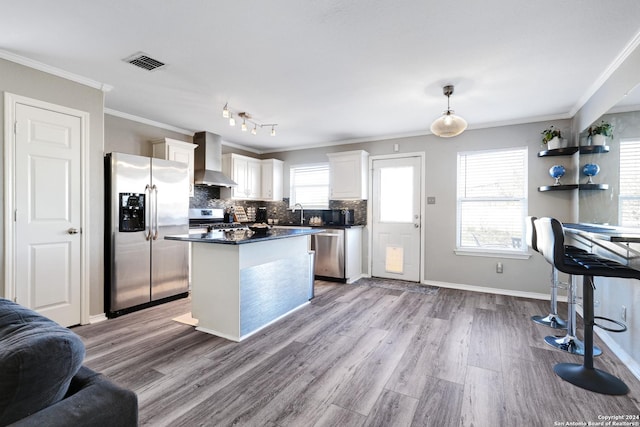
[311,229,345,280]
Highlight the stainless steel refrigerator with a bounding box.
[105,152,189,316]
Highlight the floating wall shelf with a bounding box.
[538,184,579,192]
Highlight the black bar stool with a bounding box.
[526,216,566,329]
[528,216,601,355]
[535,217,637,395]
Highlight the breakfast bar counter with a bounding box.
[166,228,322,341]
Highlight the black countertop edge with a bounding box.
[274,223,365,229]
[564,223,640,243]
[166,228,324,245]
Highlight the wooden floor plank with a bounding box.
[363,388,419,427]
[70,281,640,426]
[459,366,507,427]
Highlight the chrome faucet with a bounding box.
[292,203,304,225]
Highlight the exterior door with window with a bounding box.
[371,156,422,282]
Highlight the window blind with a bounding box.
[457,148,528,251]
[289,163,330,209]
[619,140,640,227]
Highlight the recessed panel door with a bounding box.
[15,103,82,326]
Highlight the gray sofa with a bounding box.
[0,298,138,426]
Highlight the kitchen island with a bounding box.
[166,228,322,341]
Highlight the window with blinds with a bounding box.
[619,139,640,227]
[457,147,528,252]
[289,163,330,209]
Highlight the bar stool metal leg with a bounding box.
[554,276,629,395]
[532,266,567,329]
[545,275,602,356]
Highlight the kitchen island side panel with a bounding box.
[189,235,312,341]
[191,243,241,340]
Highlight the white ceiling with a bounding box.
[3,1,640,152]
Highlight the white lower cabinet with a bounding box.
[344,227,363,282]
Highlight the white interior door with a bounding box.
[13,102,82,326]
[371,156,422,281]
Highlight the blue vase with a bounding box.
[549,165,565,185]
[582,163,600,184]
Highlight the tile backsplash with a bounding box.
[190,185,367,225]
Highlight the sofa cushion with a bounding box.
[0,299,85,425]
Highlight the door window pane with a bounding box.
[380,166,413,223]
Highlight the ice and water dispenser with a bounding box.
[119,193,145,232]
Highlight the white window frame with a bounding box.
[289,162,330,209]
[618,138,640,227]
[455,147,529,259]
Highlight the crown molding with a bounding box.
[104,109,194,136]
[0,49,113,92]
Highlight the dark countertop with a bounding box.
[564,223,640,243]
[166,227,324,245]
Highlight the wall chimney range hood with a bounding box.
[193,131,237,187]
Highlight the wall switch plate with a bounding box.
[496,262,503,273]
[427,196,436,205]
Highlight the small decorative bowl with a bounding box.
[248,223,271,235]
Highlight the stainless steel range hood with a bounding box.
[193,131,237,187]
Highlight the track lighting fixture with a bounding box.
[221,104,278,137]
[430,85,467,138]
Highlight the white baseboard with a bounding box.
[423,279,568,302]
[89,313,108,324]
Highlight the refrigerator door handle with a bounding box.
[145,184,152,241]
[152,184,159,240]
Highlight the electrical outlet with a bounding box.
[496,262,503,273]
[621,305,627,322]
[427,196,436,205]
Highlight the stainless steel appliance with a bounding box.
[311,229,345,281]
[188,208,248,232]
[193,131,237,187]
[105,152,190,317]
[323,209,354,225]
[256,207,268,223]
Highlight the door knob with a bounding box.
[67,227,79,234]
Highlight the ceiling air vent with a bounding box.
[123,52,166,71]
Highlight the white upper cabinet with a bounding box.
[261,159,284,201]
[151,138,197,196]
[327,150,369,200]
[222,153,262,200]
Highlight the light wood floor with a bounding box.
[73,281,640,426]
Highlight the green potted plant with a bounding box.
[541,125,563,149]
[588,121,613,146]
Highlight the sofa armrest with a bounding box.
[9,366,138,427]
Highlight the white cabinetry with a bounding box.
[152,138,197,196]
[261,158,284,201]
[222,153,262,200]
[345,227,363,283]
[327,150,369,200]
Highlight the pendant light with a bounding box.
[430,85,467,138]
